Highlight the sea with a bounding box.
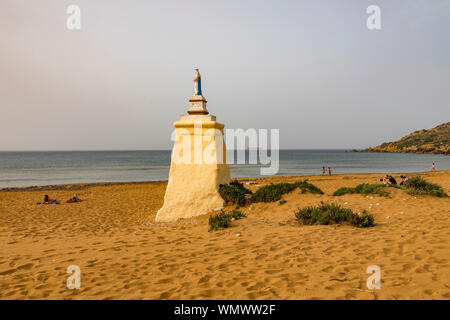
[0,150,448,188]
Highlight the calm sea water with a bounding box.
[0,150,448,188]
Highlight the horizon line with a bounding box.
[0,148,363,152]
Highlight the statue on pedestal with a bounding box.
[194,68,202,95]
[155,69,231,222]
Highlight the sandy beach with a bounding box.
[0,171,449,300]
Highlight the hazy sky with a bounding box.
[1,0,449,150]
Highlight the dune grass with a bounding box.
[333,183,390,197]
[296,180,325,195]
[252,183,298,203]
[295,202,374,228]
[333,177,446,198]
[208,211,231,231]
[220,180,324,205]
[228,209,247,220]
[208,209,246,231]
[252,180,324,203]
[219,180,252,206]
[403,176,447,197]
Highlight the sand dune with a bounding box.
[0,171,449,299]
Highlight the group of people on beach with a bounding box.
[379,174,410,185]
[38,194,82,205]
[322,166,332,175]
[377,162,436,186]
[380,174,397,185]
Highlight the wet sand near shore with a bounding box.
[0,171,449,299]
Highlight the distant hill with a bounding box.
[361,122,450,155]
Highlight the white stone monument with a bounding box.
[155,69,231,222]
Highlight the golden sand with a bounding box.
[0,171,449,300]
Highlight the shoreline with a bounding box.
[1,169,448,192]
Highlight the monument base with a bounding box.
[155,120,231,222]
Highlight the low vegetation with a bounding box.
[219,180,324,205]
[403,176,447,197]
[295,202,374,228]
[228,209,247,220]
[333,176,446,198]
[252,183,298,203]
[208,211,231,231]
[333,183,390,197]
[251,180,323,203]
[332,187,355,196]
[208,209,246,231]
[296,180,325,195]
[219,180,252,206]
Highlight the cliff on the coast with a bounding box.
[361,122,450,155]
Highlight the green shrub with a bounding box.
[208,209,247,231]
[209,211,231,231]
[228,209,246,220]
[279,200,287,205]
[404,176,447,197]
[295,180,324,195]
[333,183,389,197]
[355,183,390,196]
[348,211,375,228]
[295,202,374,228]
[219,180,324,205]
[333,187,355,196]
[252,183,297,202]
[219,180,252,206]
[252,180,324,203]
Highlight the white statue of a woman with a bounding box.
[193,68,202,95]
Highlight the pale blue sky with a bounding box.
[0,0,449,150]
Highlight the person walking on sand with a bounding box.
[322,166,326,175]
[431,163,436,171]
[328,167,331,175]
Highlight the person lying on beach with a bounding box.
[66,195,83,203]
[37,195,59,205]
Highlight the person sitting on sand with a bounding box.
[382,175,397,185]
[380,174,396,185]
[388,175,397,185]
[66,194,82,203]
[400,175,409,185]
